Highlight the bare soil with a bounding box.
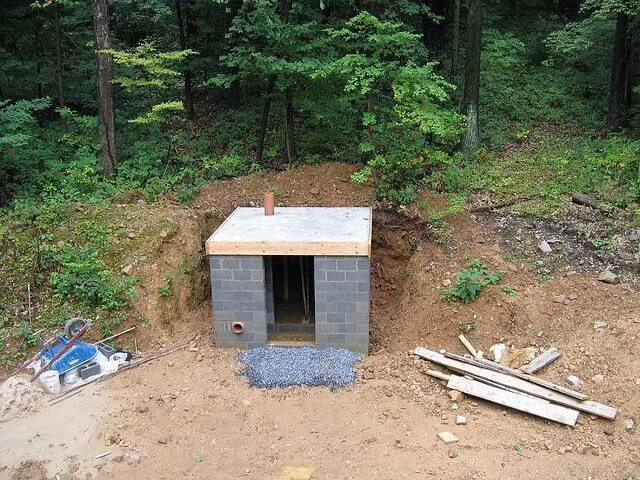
[1,163,639,479]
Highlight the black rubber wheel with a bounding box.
[64,318,88,338]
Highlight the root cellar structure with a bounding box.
[205,207,372,353]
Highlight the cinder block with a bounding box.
[240,280,264,291]
[327,271,346,281]
[337,259,357,270]
[233,311,254,322]
[327,312,346,323]
[222,280,243,291]
[78,361,100,380]
[240,257,262,269]
[210,269,232,280]
[326,333,346,344]
[232,269,252,280]
[356,257,370,270]
[221,257,240,269]
[96,342,116,358]
[346,271,369,282]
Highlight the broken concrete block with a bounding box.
[437,431,459,444]
[455,415,467,425]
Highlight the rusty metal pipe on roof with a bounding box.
[264,192,275,216]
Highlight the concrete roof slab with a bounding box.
[206,207,372,256]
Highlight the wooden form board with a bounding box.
[415,348,617,419]
[205,207,372,256]
[447,375,579,427]
[521,347,562,374]
[444,352,588,401]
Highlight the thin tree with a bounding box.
[54,4,64,108]
[93,0,117,178]
[608,11,631,130]
[450,0,461,81]
[175,0,194,118]
[462,0,481,152]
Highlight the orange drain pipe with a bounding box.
[264,192,275,216]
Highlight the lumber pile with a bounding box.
[414,343,618,427]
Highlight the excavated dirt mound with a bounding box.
[0,376,46,422]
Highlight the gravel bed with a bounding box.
[238,346,361,389]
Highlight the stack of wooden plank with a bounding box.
[414,347,618,427]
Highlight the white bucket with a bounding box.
[38,370,61,394]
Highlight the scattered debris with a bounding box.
[458,334,481,359]
[598,269,620,285]
[501,346,538,369]
[448,390,465,402]
[624,419,635,431]
[437,431,459,444]
[416,347,618,425]
[539,241,553,253]
[593,321,608,331]
[94,452,111,460]
[521,347,562,374]
[447,448,458,458]
[489,343,507,363]
[567,375,583,389]
[455,415,467,425]
[553,294,567,304]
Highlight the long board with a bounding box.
[444,352,588,401]
[521,347,562,374]
[415,348,617,419]
[447,375,579,427]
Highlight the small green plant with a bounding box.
[457,319,478,333]
[500,285,518,296]
[443,259,505,304]
[158,274,174,299]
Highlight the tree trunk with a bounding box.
[256,76,275,166]
[283,87,295,165]
[54,6,65,109]
[175,0,194,118]
[608,12,631,130]
[421,0,447,52]
[93,0,117,178]
[450,0,461,81]
[462,0,481,152]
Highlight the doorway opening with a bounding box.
[266,255,315,342]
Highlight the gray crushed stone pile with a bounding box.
[238,346,361,389]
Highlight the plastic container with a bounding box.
[62,368,80,386]
[38,370,61,394]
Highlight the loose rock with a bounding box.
[437,431,459,444]
[539,241,553,253]
[598,270,620,285]
[455,415,467,425]
[567,375,583,389]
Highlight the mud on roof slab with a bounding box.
[205,207,372,256]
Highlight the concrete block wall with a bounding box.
[209,255,267,348]
[314,256,370,354]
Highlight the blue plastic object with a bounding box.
[40,336,98,375]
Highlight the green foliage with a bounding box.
[47,245,137,311]
[157,274,174,299]
[443,259,505,304]
[0,98,51,150]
